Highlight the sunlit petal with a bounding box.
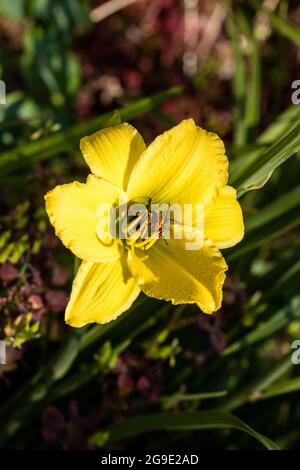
[65,256,140,327]
[205,186,244,249]
[80,123,146,190]
[45,175,125,262]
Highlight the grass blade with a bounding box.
[0,86,182,176]
[236,7,261,141]
[107,411,280,450]
[245,185,300,232]
[226,13,247,146]
[219,354,293,411]
[257,376,300,401]
[235,119,300,196]
[229,105,300,182]
[252,0,300,46]
[223,297,300,356]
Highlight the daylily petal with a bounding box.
[127,119,228,211]
[65,256,140,327]
[80,123,146,190]
[45,175,125,262]
[128,237,227,314]
[205,186,244,249]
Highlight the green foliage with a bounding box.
[4,312,40,348]
[107,411,280,450]
[0,0,300,451]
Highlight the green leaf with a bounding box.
[0,329,84,444]
[48,330,83,381]
[229,104,300,182]
[257,376,300,401]
[107,411,280,450]
[159,391,227,407]
[228,207,300,260]
[223,297,300,356]
[235,119,300,196]
[226,13,247,146]
[245,185,300,232]
[263,259,300,300]
[229,186,300,260]
[0,86,182,176]
[219,354,293,411]
[50,300,167,401]
[252,0,300,46]
[236,7,261,142]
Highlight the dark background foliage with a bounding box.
[0,0,300,450]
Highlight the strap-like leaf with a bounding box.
[107,411,280,450]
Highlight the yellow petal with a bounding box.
[205,186,244,249]
[80,123,146,190]
[65,256,140,327]
[45,175,125,262]
[128,237,227,314]
[127,119,228,211]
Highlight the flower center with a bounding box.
[117,200,170,252]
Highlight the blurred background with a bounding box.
[0,0,300,450]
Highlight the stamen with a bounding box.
[115,200,171,252]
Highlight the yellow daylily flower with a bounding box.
[45,119,244,327]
